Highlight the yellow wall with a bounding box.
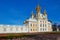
[30,22,38,32]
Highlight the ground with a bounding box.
[0,32,60,40]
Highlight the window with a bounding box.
[45,24,46,27]
[16,27,18,31]
[40,24,42,27]
[43,28,44,31]
[33,24,36,27]
[45,29,46,31]
[3,28,6,31]
[33,29,34,31]
[40,21,42,22]
[21,28,23,31]
[10,27,13,31]
[31,29,32,31]
[31,24,32,26]
[43,24,44,27]
[40,28,42,31]
[42,15,43,17]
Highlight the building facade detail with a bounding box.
[0,5,52,33]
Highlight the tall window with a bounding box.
[40,21,42,22]
[40,28,42,31]
[31,29,32,31]
[31,24,32,26]
[10,27,13,31]
[45,28,46,31]
[43,24,44,27]
[45,24,47,27]
[43,28,44,31]
[42,15,43,17]
[3,28,6,31]
[21,28,23,31]
[16,27,18,31]
[33,29,34,31]
[40,24,42,27]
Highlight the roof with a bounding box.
[26,18,37,22]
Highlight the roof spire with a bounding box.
[31,11,34,18]
[44,7,47,16]
[36,0,41,13]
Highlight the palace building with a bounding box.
[0,5,52,33]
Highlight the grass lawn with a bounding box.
[0,32,60,38]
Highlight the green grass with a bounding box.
[0,32,60,38]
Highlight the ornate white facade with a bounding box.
[0,5,52,33]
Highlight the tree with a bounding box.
[52,23,58,31]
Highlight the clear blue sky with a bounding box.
[0,0,60,25]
